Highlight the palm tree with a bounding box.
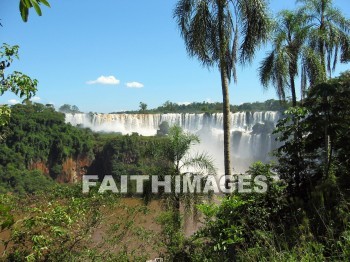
[174,0,270,178]
[259,10,310,106]
[298,0,350,79]
[159,125,216,227]
[297,0,350,172]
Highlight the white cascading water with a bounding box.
[65,112,280,173]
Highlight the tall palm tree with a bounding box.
[159,126,216,227]
[298,0,350,172]
[259,10,310,106]
[298,0,350,79]
[174,0,270,178]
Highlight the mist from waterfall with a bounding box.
[65,112,280,174]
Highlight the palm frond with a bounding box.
[180,152,217,175]
[259,50,275,89]
[235,0,271,64]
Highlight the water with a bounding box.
[66,112,280,173]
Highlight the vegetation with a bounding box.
[298,0,350,78]
[156,126,216,228]
[260,0,350,106]
[139,102,148,112]
[0,103,94,191]
[259,10,312,106]
[1,0,350,261]
[160,71,350,261]
[58,104,81,114]
[87,132,167,197]
[117,99,288,114]
[1,73,350,260]
[19,0,51,22]
[174,0,271,178]
[0,44,37,128]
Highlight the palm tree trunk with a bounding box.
[218,0,232,179]
[221,67,232,178]
[319,3,327,79]
[319,6,330,175]
[289,73,297,107]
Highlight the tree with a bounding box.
[162,100,175,112]
[71,105,80,113]
[58,104,72,113]
[58,104,80,114]
[139,102,147,112]
[158,126,216,227]
[274,71,350,198]
[157,121,170,136]
[295,0,350,174]
[259,10,310,106]
[174,0,270,178]
[298,0,350,79]
[19,0,51,22]
[0,44,37,128]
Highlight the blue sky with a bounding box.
[1,0,349,113]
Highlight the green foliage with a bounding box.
[0,105,11,127]
[259,10,313,105]
[297,0,350,77]
[274,71,350,198]
[0,44,37,127]
[173,0,270,77]
[190,162,286,260]
[0,103,94,192]
[19,0,51,22]
[183,73,350,261]
[88,133,165,177]
[118,99,287,114]
[156,211,188,261]
[0,166,54,195]
[139,101,147,112]
[1,186,119,261]
[0,195,15,230]
[58,104,81,114]
[157,121,170,136]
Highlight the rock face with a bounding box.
[29,162,50,175]
[29,156,93,183]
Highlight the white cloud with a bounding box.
[177,102,191,106]
[87,75,120,85]
[8,99,20,105]
[31,96,41,102]
[125,81,144,88]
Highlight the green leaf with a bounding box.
[19,1,29,22]
[30,0,42,16]
[23,0,32,8]
[39,0,50,7]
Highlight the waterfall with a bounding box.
[65,111,280,173]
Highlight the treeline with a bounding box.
[0,103,94,193]
[112,99,288,114]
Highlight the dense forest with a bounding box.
[0,103,94,193]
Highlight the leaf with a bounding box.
[19,1,29,22]
[23,0,31,8]
[39,0,50,7]
[30,0,42,16]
